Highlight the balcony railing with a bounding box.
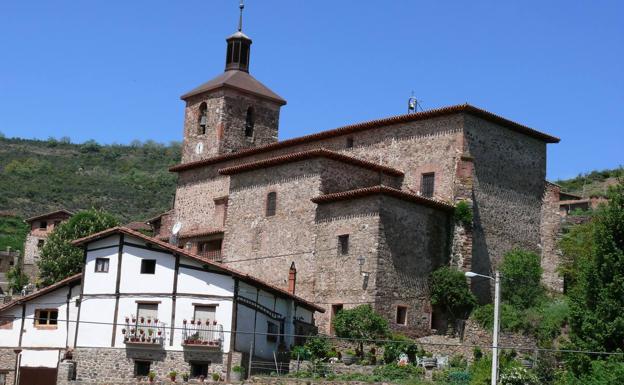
[198,250,222,262]
[122,316,166,347]
[182,319,224,349]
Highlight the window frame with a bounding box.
[134,360,151,377]
[265,191,277,217]
[338,234,350,256]
[266,321,279,342]
[94,257,110,273]
[140,259,156,275]
[396,305,408,325]
[39,221,47,230]
[244,107,255,138]
[346,137,354,148]
[421,172,435,198]
[198,102,208,135]
[190,362,210,379]
[34,308,59,329]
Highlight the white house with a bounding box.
[0,227,323,385]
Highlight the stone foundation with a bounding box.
[57,347,243,385]
[0,348,17,385]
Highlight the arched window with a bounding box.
[198,102,208,135]
[266,192,276,217]
[245,107,255,138]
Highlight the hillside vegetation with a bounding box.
[0,136,179,221]
[555,167,622,197]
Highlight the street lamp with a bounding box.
[465,270,501,385]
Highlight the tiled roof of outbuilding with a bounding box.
[25,209,74,223]
[311,185,454,211]
[72,227,324,313]
[170,103,560,173]
[0,273,82,312]
[218,148,404,177]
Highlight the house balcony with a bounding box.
[182,320,224,349]
[122,316,166,348]
[198,250,222,262]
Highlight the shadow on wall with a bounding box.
[470,197,493,305]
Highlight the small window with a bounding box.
[35,309,58,327]
[37,240,45,249]
[134,360,151,377]
[95,258,110,273]
[140,260,156,274]
[267,321,278,342]
[266,192,277,217]
[396,306,408,325]
[198,103,208,135]
[190,362,210,378]
[0,372,6,385]
[338,234,349,255]
[245,107,255,138]
[421,172,435,198]
[346,137,354,148]
[194,305,216,324]
[39,221,47,229]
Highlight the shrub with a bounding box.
[383,334,419,363]
[454,200,473,226]
[536,299,569,347]
[429,267,477,328]
[304,336,332,360]
[372,363,424,380]
[332,304,389,356]
[290,345,311,361]
[500,367,540,385]
[500,249,545,310]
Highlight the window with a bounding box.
[338,235,349,255]
[421,172,435,198]
[37,240,45,249]
[140,259,156,274]
[245,107,255,138]
[214,197,228,226]
[39,221,47,229]
[330,304,343,335]
[134,360,151,377]
[190,362,210,378]
[0,372,6,385]
[267,321,279,342]
[198,103,208,135]
[35,309,58,328]
[396,306,408,325]
[346,137,354,148]
[194,305,216,324]
[266,192,277,217]
[95,258,109,273]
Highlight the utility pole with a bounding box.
[491,271,501,385]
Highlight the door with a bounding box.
[18,367,57,385]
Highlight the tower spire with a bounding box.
[238,0,244,32]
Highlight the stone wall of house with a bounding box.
[376,196,452,335]
[22,234,43,281]
[0,348,17,385]
[540,182,564,293]
[463,115,547,302]
[57,347,241,385]
[181,89,281,164]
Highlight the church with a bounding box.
[150,6,560,335]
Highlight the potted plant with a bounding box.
[421,352,437,369]
[125,316,130,323]
[169,370,178,382]
[140,316,145,323]
[212,372,221,382]
[183,319,187,325]
[148,371,156,383]
[213,320,217,325]
[230,366,242,382]
[191,319,195,325]
[342,349,357,365]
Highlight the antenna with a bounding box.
[238,0,245,32]
[407,91,423,114]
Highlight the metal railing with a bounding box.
[182,320,224,348]
[198,250,222,262]
[122,315,166,346]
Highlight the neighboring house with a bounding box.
[0,248,19,295]
[149,14,560,334]
[22,210,73,282]
[0,227,322,385]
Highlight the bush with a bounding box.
[500,367,540,385]
[536,299,569,347]
[430,267,477,328]
[383,334,419,364]
[303,336,332,360]
[333,305,389,356]
[454,200,473,226]
[500,249,545,310]
[372,363,424,380]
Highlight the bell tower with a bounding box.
[179,1,286,164]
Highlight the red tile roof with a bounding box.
[311,185,455,211]
[72,227,324,313]
[25,209,74,223]
[0,273,82,312]
[218,148,404,177]
[170,104,560,173]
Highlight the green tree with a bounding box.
[500,249,544,309]
[429,266,477,331]
[6,266,29,293]
[559,221,595,292]
[38,209,119,286]
[566,181,624,375]
[332,304,389,356]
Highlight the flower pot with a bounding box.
[422,357,437,369]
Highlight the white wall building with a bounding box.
[0,227,322,385]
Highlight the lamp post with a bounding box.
[466,271,501,385]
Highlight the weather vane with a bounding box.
[238,0,245,32]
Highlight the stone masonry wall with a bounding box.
[0,348,17,385]
[540,182,564,293]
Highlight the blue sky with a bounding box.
[0,0,622,180]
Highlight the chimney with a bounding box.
[288,262,297,295]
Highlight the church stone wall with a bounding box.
[540,182,564,293]
[464,115,547,301]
